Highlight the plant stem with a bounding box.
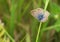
[44,0,50,11]
[36,22,42,42]
[36,0,50,42]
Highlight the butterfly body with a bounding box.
[37,13,44,21]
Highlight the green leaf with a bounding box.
[9,0,16,37]
[30,18,39,42]
[17,0,24,22]
[50,3,60,14]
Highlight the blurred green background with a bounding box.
[0,0,60,42]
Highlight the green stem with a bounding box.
[44,0,50,11]
[36,0,50,42]
[36,22,42,42]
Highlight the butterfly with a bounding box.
[31,8,50,22]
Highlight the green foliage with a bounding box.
[0,0,60,42]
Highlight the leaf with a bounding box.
[9,0,16,37]
[50,3,60,14]
[30,18,39,42]
[16,0,24,22]
[49,3,60,32]
[0,0,9,14]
